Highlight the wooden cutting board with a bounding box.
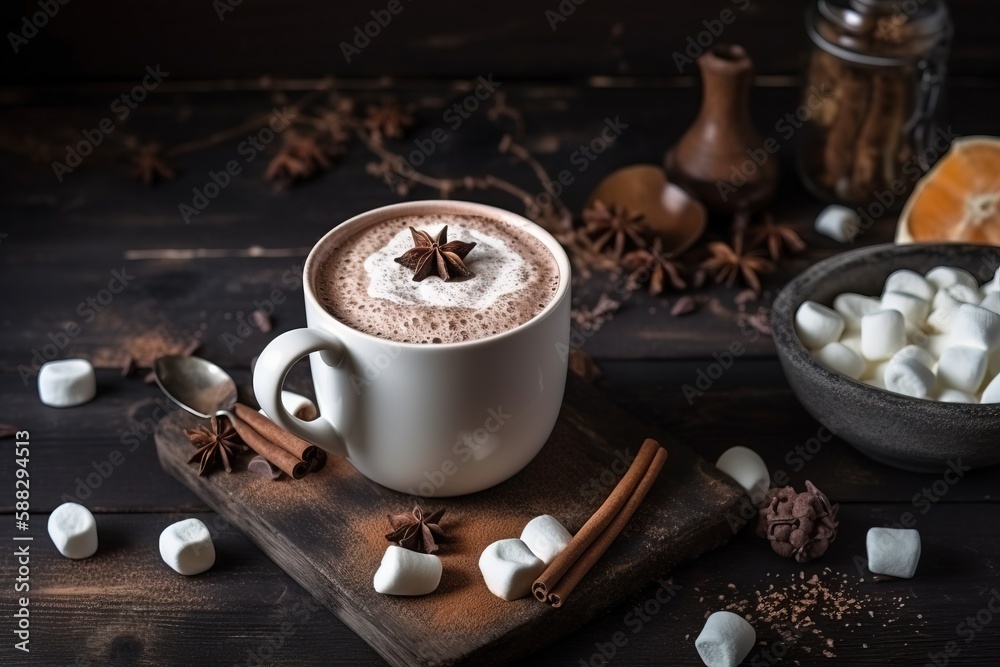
[155,377,746,666]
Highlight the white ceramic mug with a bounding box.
[253,200,571,496]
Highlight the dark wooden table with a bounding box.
[2,78,999,666]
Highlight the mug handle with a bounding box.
[253,328,349,459]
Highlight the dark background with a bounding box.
[2,0,998,84]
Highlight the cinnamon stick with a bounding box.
[532,438,661,602]
[233,402,319,461]
[546,447,668,607]
[226,413,308,479]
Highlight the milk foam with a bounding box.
[314,213,560,344]
[363,225,529,310]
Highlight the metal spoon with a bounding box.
[153,355,281,454]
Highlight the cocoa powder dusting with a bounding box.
[352,509,532,635]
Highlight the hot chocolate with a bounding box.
[313,213,560,343]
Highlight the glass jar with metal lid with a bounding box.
[798,0,952,211]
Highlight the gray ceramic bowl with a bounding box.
[772,243,1000,472]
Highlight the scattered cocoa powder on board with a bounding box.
[698,568,922,662]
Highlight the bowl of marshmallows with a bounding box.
[772,243,1000,472]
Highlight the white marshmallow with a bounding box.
[884,358,935,399]
[795,301,845,350]
[944,283,982,306]
[695,611,756,667]
[840,333,863,356]
[867,528,921,579]
[980,373,1000,404]
[813,342,865,380]
[937,346,988,393]
[861,310,906,361]
[38,359,96,408]
[883,269,935,301]
[814,205,860,243]
[980,292,1000,316]
[47,502,98,559]
[906,325,931,348]
[259,390,318,421]
[478,538,545,601]
[937,388,978,404]
[925,266,977,292]
[891,344,935,370]
[373,545,442,596]
[519,515,572,567]
[881,291,930,326]
[949,304,1000,351]
[926,333,951,360]
[715,446,770,506]
[926,290,964,334]
[862,359,890,385]
[989,349,1000,378]
[833,293,881,331]
[159,518,215,576]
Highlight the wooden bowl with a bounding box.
[586,165,707,255]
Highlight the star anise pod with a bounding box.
[265,131,336,186]
[700,230,775,294]
[621,238,687,295]
[582,200,647,262]
[756,481,839,563]
[393,226,477,282]
[364,102,414,140]
[752,212,806,261]
[129,142,175,185]
[183,416,246,476]
[385,506,447,554]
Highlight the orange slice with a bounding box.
[897,136,1000,245]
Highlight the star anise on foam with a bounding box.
[752,212,806,261]
[385,507,447,554]
[394,226,477,282]
[701,230,775,294]
[582,200,647,262]
[621,238,687,295]
[184,416,246,476]
[129,142,176,186]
